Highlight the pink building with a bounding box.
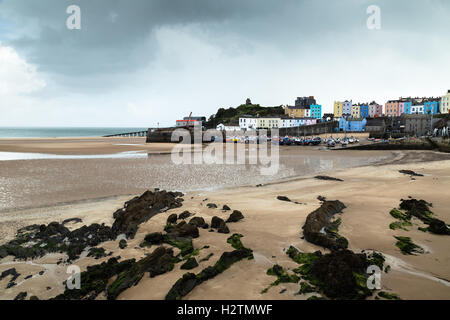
[398,102,405,116]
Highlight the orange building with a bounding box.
[385,100,399,117]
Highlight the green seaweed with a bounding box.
[378,291,401,300]
[227,234,244,250]
[394,236,424,255]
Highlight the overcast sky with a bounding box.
[0,0,449,127]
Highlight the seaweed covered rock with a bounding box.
[143,232,164,245]
[189,217,209,229]
[0,221,112,261]
[166,237,253,300]
[309,250,371,300]
[53,257,135,300]
[226,210,244,223]
[180,257,199,270]
[165,273,198,300]
[111,190,184,239]
[302,200,347,251]
[107,246,176,300]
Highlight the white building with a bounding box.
[239,117,258,130]
[411,104,424,114]
[281,118,296,128]
[441,90,450,114]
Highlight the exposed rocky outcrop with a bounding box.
[111,190,184,239]
[302,200,348,251]
[166,246,253,300]
[0,222,112,261]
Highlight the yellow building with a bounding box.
[351,104,360,118]
[257,117,280,129]
[334,101,343,118]
[284,106,307,118]
[441,90,450,114]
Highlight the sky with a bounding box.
[0,0,449,127]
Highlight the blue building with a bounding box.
[404,101,412,114]
[339,118,367,132]
[359,104,369,118]
[310,104,322,119]
[424,100,440,115]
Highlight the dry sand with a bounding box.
[1,156,450,300]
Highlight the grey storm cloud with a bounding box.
[1,0,449,80]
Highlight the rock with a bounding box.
[39,271,45,275]
[226,210,244,223]
[0,268,20,286]
[107,247,176,300]
[314,176,344,182]
[29,296,39,300]
[179,211,192,220]
[308,249,370,300]
[277,196,291,202]
[14,292,27,300]
[111,190,184,239]
[222,205,231,211]
[53,257,136,300]
[399,170,424,177]
[167,214,178,224]
[180,258,199,270]
[211,216,225,229]
[87,247,107,259]
[141,232,164,246]
[24,275,32,280]
[317,196,326,202]
[206,203,218,209]
[166,247,253,300]
[165,273,198,300]
[302,200,347,251]
[169,221,199,238]
[119,239,127,249]
[189,217,209,229]
[428,219,450,235]
[62,218,83,225]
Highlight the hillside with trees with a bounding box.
[205,104,285,129]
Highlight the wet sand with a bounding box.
[1,138,450,300]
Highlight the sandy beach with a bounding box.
[1,137,450,300]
